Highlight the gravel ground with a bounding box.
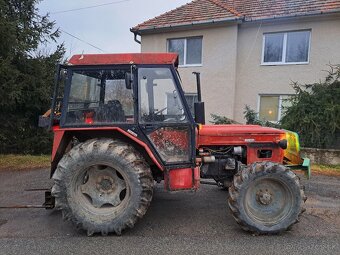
[0,169,339,255]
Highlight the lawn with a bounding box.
[0,154,50,171]
[311,164,340,176]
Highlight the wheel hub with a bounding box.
[96,176,115,194]
[79,165,127,208]
[257,190,273,205]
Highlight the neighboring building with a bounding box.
[131,0,340,123]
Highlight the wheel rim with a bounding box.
[243,177,294,226]
[75,164,130,214]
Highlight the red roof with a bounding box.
[131,0,240,32]
[68,53,179,66]
[132,0,340,32]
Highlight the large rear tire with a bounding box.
[52,138,154,236]
[228,162,306,234]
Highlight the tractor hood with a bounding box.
[197,124,286,147]
[199,125,285,137]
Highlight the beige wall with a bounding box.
[141,25,238,121]
[234,15,340,122]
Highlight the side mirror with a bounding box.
[125,72,133,89]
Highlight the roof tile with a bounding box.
[221,0,340,20]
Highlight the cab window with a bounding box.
[138,67,187,123]
[64,68,134,126]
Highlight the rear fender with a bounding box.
[50,127,163,177]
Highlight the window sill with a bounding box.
[261,62,309,66]
[179,64,202,68]
[258,118,280,124]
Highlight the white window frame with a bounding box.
[167,37,203,67]
[257,94,294,122]
[261,30,311,66]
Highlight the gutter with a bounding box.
[133,32,141,44]
[130,16,242,35]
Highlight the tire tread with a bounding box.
[228,162,306,235]
[52,138,154,236]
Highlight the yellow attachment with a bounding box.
[283,130,303,165]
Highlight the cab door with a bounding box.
[137,66,195,168]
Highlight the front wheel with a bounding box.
[228,162,306,234]
[52,138,154,236]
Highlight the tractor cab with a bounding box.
[46,53,197,185]
[59,62,191,127]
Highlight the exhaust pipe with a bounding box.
[193,72,205,124]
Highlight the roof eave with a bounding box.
[131,16,242,35]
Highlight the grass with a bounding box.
[0,154,50,171]
[311,164,340,176]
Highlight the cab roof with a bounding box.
[68,53,179,67]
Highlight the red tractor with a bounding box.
[40,53,310,236]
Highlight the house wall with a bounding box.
[234,15,340,122]
[140,25,239,121]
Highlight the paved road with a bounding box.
[0,169,339,255]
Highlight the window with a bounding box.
[168,37,202,66]
[64,68,134,126]
[138,67,188,123]
[259,95,292,122]
[262,31,310,64]
[147,126,191,163]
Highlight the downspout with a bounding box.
[133,32,141,44]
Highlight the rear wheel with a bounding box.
[228,162,306,234]
[52,138,153,236]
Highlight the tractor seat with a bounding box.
[96,100,126,122]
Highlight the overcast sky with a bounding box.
[38,0,191,59]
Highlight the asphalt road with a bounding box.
[0,169,339,255]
